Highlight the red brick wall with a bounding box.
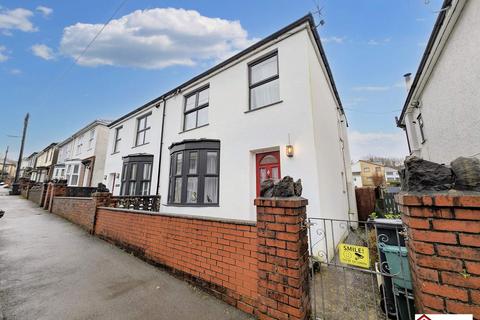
[397,193,480,318]
[51,197,96,232]
[94,208,259,314]
[256,198,311,320]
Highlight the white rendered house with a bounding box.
[398,0,480,164]
[104,15,357,229]
[52,120,111,187]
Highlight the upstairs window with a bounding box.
[113,126,122,153]
[135,113,151,146]
[76,135,84,155]
[88,129,95,149]
[249,52,280,110]
[184,86,209,131]
[417,114,426,143]
[168,139,220,206]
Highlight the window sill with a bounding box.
[164,203,219,208]
[111,151,120,155]
[132,142,150,149]
[179,123,209,134]
[244,100,283,114]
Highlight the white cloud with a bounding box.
[59,8,257,69]
[0,45,9,62]
[10,68,21,75]
[322,36,345,44]
[348,130,409,161]
[367,38,391,46]
[353,86,391,92]
[31,44,55,60]
[36,6,53,18]
[0,8,37,33]
[416,18,426,22]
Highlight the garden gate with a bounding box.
[306,217,413,320]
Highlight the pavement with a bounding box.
[0,188,253,320]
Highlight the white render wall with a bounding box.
[57,122,111,186]
[104,107,163,195]
[404,0,480,164]
[103,23,355,238]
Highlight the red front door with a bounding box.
[256,151,281,196]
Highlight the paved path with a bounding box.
[0,188,252,320]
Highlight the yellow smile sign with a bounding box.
[339,243,370,269]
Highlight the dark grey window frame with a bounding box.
[417,114,426,144]
[168,139,220,207]
[120,154,154,196]
[113,126,122,153]
[135,113,152,147]
[248,50,280,110]
[183,85,210,131]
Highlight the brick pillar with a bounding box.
[91,192,112,234]
[48,182,67,212]
[397,193,480,318]
[255,197,311,320]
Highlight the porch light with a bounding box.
[286,144,294,158]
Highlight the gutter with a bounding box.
[398,0,456,126]
[155,100,167,196]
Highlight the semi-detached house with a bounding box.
[103,14,357,230]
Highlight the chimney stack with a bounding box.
[403,73,412,93]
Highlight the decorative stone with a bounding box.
[97,183,110,193]
[294,179,303,196]
[451,157,480,191]
[260,179,275,197]
[259,176,303,197]
[400,156,454,192]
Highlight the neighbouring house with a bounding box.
[103,14,357,244]
[0,159,16,181]
[397,0,479,164]
[52,120,111,187]
[20,152,38,179]
[384,166,400,186]
[351,160,385,187]
[31,143,58,182]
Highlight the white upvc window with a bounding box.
[88,129,95,149]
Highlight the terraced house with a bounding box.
[53,120,111,187]
[31,143,58,183]
[103,14,357,228]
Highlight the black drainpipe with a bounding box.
[156,99,167,196]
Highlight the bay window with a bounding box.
[168,139,220,206]
[120,154,153,195]
[249,51,280,110]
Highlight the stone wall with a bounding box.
[397,193,480,318]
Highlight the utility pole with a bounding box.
[11,113,29,195]
[1,145,8,182]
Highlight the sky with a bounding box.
[0,0,443,162]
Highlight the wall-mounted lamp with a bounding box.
[286,133,294,157]
[286,144,294,157]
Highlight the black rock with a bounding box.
[294,179,303,196]
[260,179,275,197]
[272,176,295,197]
[401,156,454,192]
[97,183,110,193]
[451,157,480,191]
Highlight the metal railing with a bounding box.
[307,217,412,320]
[110,195,160,212]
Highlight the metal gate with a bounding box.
[307,218,413,320]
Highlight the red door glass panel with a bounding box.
[256,151,281,196]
